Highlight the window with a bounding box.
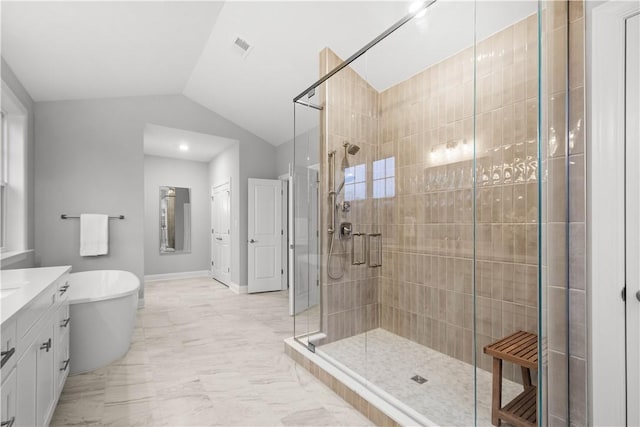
[1,82,28,255]
[373,157,395,199]
[344,163,366,201]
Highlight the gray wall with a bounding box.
[144,155,209,275]
[35,94,276,297]
[1,58,36,269]
[209,143,240,285]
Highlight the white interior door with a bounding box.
[248,178,282,293]
[211,182,231,286]
[626,13,640,425]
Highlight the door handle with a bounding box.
[216,237,223,241]
[249,239,257,243]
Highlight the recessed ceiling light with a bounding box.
[179,144,189,152]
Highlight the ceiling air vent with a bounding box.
[233,36,252,58]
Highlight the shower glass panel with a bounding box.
[292,87,322,347]
[292,1,545,424]
[475,2,541,425]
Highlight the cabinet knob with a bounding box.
[40,338,52,352]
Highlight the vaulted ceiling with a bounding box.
[1,1,536,146]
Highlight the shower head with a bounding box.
[344,142,360,155]
[341,142,361,170]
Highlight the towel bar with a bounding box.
[61,214,125,220]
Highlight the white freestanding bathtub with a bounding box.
[67,270,139,375]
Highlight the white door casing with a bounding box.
[626,13,640,426]
[211,181,231,286]
[248,179,282,293]
[589,2,640,424]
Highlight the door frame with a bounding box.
[211,179,231,285]
[589,1,640,424]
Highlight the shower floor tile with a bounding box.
[319,328,524,426]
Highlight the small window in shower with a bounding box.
[373,157,395,199]
[344,163,366,201]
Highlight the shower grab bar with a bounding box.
[328,151,336,235]
[367,233,382,268]
[351,233,366,265]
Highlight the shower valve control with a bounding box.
[340,222,352,239]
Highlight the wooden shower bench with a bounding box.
[484,330,538,427]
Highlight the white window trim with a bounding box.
[1,80,29,254]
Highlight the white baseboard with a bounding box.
[228,281,248,294]
[144,270,209,282]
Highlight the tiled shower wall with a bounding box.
[320,48,382,342]
[377,14,539,381]
[544,0,587,424]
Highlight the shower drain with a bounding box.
[411,375,428,384]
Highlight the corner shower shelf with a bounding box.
[484,330,538,427]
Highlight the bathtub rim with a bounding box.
[67,270,140,305]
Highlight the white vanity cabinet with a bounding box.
[1,267,71,427]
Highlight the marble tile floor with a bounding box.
[51,278,370,426]
[319,329,524,426]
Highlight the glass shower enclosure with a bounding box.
[290,1,568,424]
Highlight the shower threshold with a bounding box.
[287,329,524,426]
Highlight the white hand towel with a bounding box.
[80,214,109,256]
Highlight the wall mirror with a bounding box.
[159,186,191,254]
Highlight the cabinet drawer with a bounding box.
[1,319,17,381]
[56,304,70,342]
[1,366,17,427]
[16,286,56,340]
[56,274,70,303]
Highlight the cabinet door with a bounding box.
[35,323,55,426]
[16,344,36,427]
[1,368,17,427]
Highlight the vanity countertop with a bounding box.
[1,266,71,325]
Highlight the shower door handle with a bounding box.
[367,233,382,268]
[351,233,365,265]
